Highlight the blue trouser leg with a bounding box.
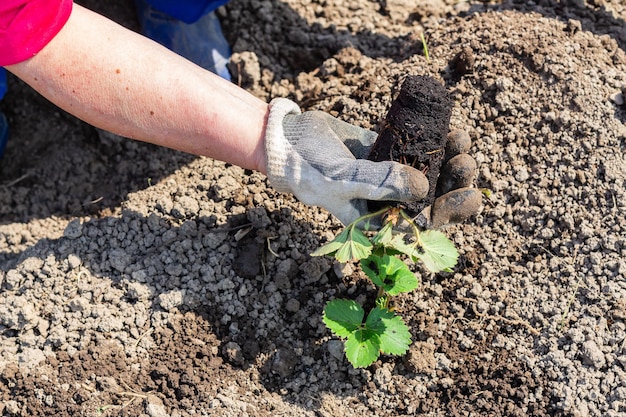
[135,0,232,81]
[0,68,6,100]
[143,0,229,23]
[0,68,9,159]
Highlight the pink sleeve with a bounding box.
[0,0,73,66]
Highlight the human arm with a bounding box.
[5,3,269,173]
[4,3,478,226]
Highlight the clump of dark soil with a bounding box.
[367,75,452,215]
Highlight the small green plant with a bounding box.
[312,207,458,368]
[420,32,431,64]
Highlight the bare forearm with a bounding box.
[6,4,268,173]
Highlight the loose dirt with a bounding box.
[1,0,625,416]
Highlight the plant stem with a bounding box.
[421,32,431,64]
[348,207,392,230]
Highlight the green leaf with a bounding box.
[364,306,392,333]
[379,316,412,355]
[365,307,412,355]
[361,255,387,288]
[370,221,394,247]
[361,255,419,296]
[382,256,419,295]
[311,227,373,262]
[345,329,380,368]
[335,227,373,262]
[388,234,420,261]
[310,240,345,257]
[323,299,364,338]
[417,230,459,272]
[311,228,350,258]
[375,295,389,310]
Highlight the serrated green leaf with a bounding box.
[379,316,412,355]
[364,307,411,356]
[311,227,373,262]
[364,306,394,333]
[388,234,420,261]
[361,255,419,296]
[311,228,350,257]
[323,299,364,338]
[361,255,387,287]
[310,240,344,257]
[417,230,459,272]
[370,221,394,247]
[334,227,373,263]
[345,329,380,368]
[380,319,411,355]
[383,256,419,295]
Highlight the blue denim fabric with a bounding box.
[0,68,6,100]
[0,68,9,159]
[135,0,232,81]
[144,0,229,24]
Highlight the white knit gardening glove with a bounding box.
[264,98,430,225]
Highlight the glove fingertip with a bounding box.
[430,187,482,229]
[401,165,430,202]
[446,130,472,159]
[436,153,478,196]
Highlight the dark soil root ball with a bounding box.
[367,75,453,217]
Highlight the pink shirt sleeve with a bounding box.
[0,0,73,66]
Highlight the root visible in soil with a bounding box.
[367,75,452,215]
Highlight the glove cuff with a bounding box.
[265,98,302,193]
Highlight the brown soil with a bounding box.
[1,0,626,416]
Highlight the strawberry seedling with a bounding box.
[312,207,458,368]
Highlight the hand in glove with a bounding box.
[264,98,481,227]
[417,130,482,229]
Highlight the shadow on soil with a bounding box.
[2,204,561,416]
